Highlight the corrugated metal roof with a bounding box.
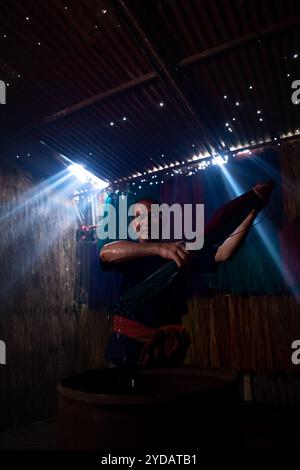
[1,0,300,181]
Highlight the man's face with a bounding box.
[132,200,161,241]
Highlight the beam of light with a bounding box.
[0,168,85,254]
[0,177,80,300]
[219,164,244,196]
[0,198,76,302]
[69,163,90,183]
[0,160,110,301]
[0,166,95,271]
[251,155,300,201]
[68,164,109,190]
[219,164,299,299]
[212,155,228,166]
[0,169,72,225]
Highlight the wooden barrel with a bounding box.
[57,366,239,450]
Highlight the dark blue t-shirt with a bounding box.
[102,246,218,366]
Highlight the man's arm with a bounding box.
[214,209,257,262]
[215,180,275,263]
[100,240,190,268]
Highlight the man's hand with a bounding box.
[253,179,276,207]
[158,242,190,268]
[100,240,190,267]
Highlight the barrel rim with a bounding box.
[57,367,237,407]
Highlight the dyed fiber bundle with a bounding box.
[115,259,179,317]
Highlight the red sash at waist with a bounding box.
[113,315,190,366]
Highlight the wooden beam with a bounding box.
[113,0,225,155]
[180,15,300,67]
[42,15,300,126]
[42,72,156,124]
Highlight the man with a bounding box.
[100,180,275,367]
